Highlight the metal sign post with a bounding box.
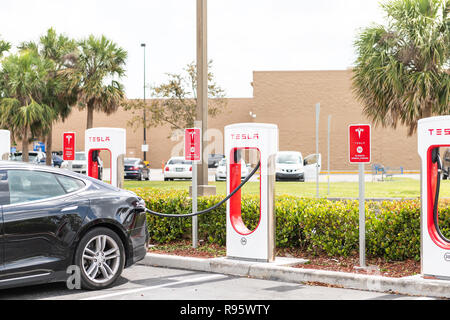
[327,115,331,195]
[185,127,201,248]
[315,103,320,198]
[348,124,371,268]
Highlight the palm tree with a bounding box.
[74,35,127,129]
[0,50,55,162]
[0,38,10,58]
[20,28,78,165]
[352,0,450,135]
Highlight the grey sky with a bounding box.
[0,0,385,98]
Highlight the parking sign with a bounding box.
[185,128,201,162]
[349,124,371,163]
[63,132,76,161]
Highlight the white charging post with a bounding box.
[0,130,11,160]
[418,116,450,280]
[224,123,278,262]
[85,128,126,188]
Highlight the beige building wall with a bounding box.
[51,70,419,170]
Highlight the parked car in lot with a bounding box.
[124,158,150,180]
[208,153,225,168]
[38,153,64,167]
[10,151,46,165]
[164,156,192,181]
[215,158,250,181]
[0,161,148,290]
[275,151,321,182]
[68,151,103,180]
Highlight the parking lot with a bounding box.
[116,168,420,183]
[0,264,436,301]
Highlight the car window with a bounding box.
[0,170,9,205]
[168,158,182,165]
[8,170,66,204]
[276,154,300,164]
[75,153,86,161]
[55,174,85,193]
[304,155,318,165]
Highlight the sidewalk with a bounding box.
[139,253,450,299]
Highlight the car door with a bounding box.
[304,154,322,181]
[0,169,90,280]
[0,170,8,271]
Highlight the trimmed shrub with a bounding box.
[132,188,450,261]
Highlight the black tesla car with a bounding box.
[0,161,148,290]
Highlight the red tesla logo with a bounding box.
[230,133,259,140]
[89,136,111,142]
[185,128,201,161]
[428,129,450,135]
[349,124,371,163]
[63,132,75,161]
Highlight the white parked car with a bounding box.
[10,151,46,165]
[164,156,192,181]
[67,151,103,179]
[275,151,321,182]
[215,158,250,181]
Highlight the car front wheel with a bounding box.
[75,227,125,290]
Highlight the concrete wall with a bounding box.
[51,70,419,170]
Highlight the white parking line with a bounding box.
[82,273,227,300]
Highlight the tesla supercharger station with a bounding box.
[85,127,126,189]
[0,130,10,160]
[418,116,450,279]
[225,123,278,262]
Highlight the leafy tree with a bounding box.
[0,37,10,58]
[73,35,127,129]
[125,60,226,134]
[0,50,55,162]
[352,0,450,135]
[20,28,78,164]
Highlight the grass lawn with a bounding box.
[124,177,450,198]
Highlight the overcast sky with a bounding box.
[0,0,386,98]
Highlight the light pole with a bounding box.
[141,43,147,161]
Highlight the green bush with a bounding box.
[132,187,450,261]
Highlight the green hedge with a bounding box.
[133,188,450,261]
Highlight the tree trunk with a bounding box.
[46,125,53,166]
[423,101,432,118]
[86,104,94,129]
[22,126,29,163]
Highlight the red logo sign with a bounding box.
[185,128,201,161]
[230,133,259,140]
[88,136,111,142]
[349,124,371,163]
[63,132,75,161]
[428,128,450,136]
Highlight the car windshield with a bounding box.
[168,159,192,165]
[75,153,86,161]
[277,153,300,164]
[125,159,139,165]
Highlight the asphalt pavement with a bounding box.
[0,263,438,301]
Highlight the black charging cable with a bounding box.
[144,161,261,218]
[432,148,450,243]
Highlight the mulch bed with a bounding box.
[148,240,420,278]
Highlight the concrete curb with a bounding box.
[139,253,450,299]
